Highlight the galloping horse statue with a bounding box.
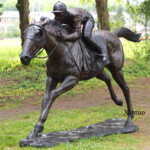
[20,19,141,139]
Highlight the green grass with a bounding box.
[55,135,139,150]
[0,105,141,150]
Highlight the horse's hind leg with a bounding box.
[96,70,123,106]
[108,67,133,127]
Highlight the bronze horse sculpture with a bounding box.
[20,19,141,139]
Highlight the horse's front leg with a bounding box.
[27,76,58,139]
[27,75,79,139]
[41,76,58,112]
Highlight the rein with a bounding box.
[34,43,58,59]
[56,25,81,72]
[25,24,58,59]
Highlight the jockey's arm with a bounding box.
[62,15,82,41]
[40,17,49,27]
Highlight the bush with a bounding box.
[6,26,20,37]
[0,26,20,38]
[122,40,150,77]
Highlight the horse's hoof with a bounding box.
[35,124,44,133]
[124,120,132,128]
[27,130,38,139]
[116,99,123,106]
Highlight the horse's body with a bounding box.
[20,20,141,139]
[40,24,123,82]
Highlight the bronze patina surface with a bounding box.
[20,19,141,140]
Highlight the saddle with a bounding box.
[61,24,107,72]
[78,37,107,72]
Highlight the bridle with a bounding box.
[24,24,58,59]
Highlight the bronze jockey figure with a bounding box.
[42,1,109,64]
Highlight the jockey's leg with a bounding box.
[82,15,109,64]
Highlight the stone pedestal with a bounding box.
[20,118,139,148]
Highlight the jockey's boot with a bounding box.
[85,36,110,65]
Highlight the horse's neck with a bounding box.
[44,26,57,52]
[44,24,74,59]
[44,32,65,60]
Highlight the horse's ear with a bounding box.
[31,18,36,24]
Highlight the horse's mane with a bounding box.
[47,19,74,34]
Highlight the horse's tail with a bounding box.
[113,27,141,42]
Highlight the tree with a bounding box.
[109,4,125,31]
[95,0,110,30]
[0,3,3,12]
[126,0,150,37]
[80,0,110,30]
[2,0,17,11]
[16,0,29,46]
[0,3,3,21]
[138,0,150,39]
[126,0,140,31]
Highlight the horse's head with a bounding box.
[20,19,73,65]
[20,24,46,65]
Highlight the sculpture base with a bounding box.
[20,118,139,148]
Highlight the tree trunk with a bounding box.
[16,0,29,47]
[0,3,3,21]
[95,0,110,30]
[145,12,148,40]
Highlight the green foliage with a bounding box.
[122,40,150,77]
[138,0,150,39]
[123,60,150,77]
[139,0,150,16]
[0,39,21,72]
[0,3,3,10]
[1,0,96,12]
[108,0,125,12]
[126,0,141,31]
[80,0,94,3]
[0,3,3,18]
[123,40,150,60]
[0,26,20,38]
[110,5,126,31]
[1,0,17,11]
[29,0,95,12]
[79,0,95,10]
[16,3,20,9]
